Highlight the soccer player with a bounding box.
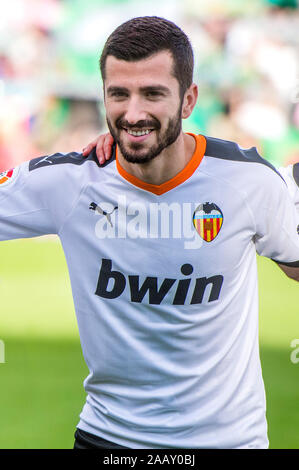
[1,16,299,450]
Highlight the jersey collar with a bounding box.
[115,133,206,196]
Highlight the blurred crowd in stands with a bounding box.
[0,0,298,172]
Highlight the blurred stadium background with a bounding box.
[0,0,298,449]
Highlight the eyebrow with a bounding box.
[140,86,171,95]
[107,85,171,95]
[107,86,128,95]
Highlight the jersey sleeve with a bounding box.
[0,154,84,241]
[250,166,299,266]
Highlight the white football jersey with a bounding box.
[0,134,299,449]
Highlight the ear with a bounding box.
[181,83,198,119]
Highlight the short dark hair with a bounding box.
[100,16,194,98]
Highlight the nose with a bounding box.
[124,96,147,125]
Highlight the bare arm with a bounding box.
[276,263,299,282]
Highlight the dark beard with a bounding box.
[106,105,183,164]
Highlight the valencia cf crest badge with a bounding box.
[193,202,223,242]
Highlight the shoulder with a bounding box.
[0,147,116,201]
[28,146,115,172]
[26,146,116,186]
[203,135,285,183]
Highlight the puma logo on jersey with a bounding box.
[95,259,224,305]
[29,152,85,171]
[89,202,118,227]
[34,156,53,165]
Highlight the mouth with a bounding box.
[122,127,155,142]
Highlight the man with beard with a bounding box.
[0,16,299,450]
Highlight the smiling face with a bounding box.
[104,51,184,164]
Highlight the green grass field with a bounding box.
[0,237,298,449]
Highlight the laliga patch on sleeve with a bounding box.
[0,167,19,187]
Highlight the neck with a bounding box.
[116,132,196,186]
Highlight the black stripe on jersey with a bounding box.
[28,144,116,171]
[272,259,299,267]
[204,136,285,182]
[293,162,299,187]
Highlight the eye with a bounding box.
[146,90,163,98]
[109,91,128,99]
